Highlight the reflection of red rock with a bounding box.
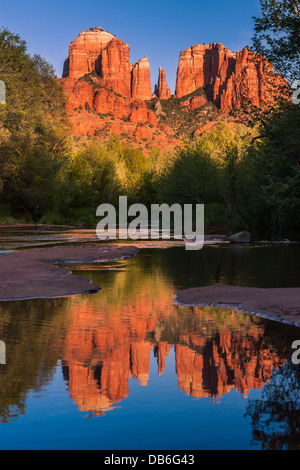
[63,358,130,415]
[62,288,173,414]
[175,43,288,112]
[175,315,285,399]
[61,272,286,415]
[130,342,151,386]
[156,342,170,376]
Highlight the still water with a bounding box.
[0,235,300,450]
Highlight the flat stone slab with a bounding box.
[175,285,300,327]
[0,245,139,301]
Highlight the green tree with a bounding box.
[68,140,122,209]
[253,0,300,82]
[0,27,71,220]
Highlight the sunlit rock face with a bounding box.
[175,43,287,112]
[131,57,152,100]
[175,43,236,100]
[60,76,158,136]
[63,27,116,79]
[99,38,132,97]
[155,67,171,100]
[61,29,288,148]
[63,27,152,100]
[61,28,165,146]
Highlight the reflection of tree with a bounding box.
[246,360,300,450]
[0,298,68,423]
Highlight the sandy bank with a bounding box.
[175,285,300,327]
[0,245,139,301]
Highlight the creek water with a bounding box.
[0,229,299,450]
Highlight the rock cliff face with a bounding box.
[63,27,116,79]
[175,42,287,112]
[63,27,152,100]
[61,28,288,148]
[176,43,235,100]
[60,76,173,148]
[60,27,176,149]
[155,67,171,99]
[98,38,132,97]
[131,57,152,100]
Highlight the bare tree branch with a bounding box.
[291,2,300,18]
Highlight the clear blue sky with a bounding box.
[2,0,261,93]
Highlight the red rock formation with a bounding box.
[175,43,287,113]
[175,43,235,99]
[63,27,152,100]
[155,67,171,100]
[61,78,157,126]
[61,78,94,112]
[131,57,152,100]
[60,28,175,148]
[61,30,288,147]
[187,95,208,110]
[63,27,116,79]
[99,38,131,97]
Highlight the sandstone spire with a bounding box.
[131,56,152,100]
[155,67,171,99]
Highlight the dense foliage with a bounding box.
[252,0,300,229]
[0,28,71,222]
[252,0,300,82]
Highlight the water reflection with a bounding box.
[0,298,68,422]
[246,360,300,450]
[0,247,299,449]
[61,299,289,415]
[0,228,100,250]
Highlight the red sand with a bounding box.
[0,245,139,301]
[175,285,300,326]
